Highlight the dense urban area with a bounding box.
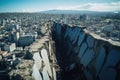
[0,12,120,80]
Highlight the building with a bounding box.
[18,36,34,47]
[13,31,19,46]
[4,43,16,52]
[8,31,19,46]
[0,51,8,57]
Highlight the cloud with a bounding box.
[56,1,120,11]
[21,1,120,12]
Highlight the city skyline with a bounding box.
[0,0,120,12]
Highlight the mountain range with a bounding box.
[39,9,119,14]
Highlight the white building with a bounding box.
[13,31,19,45]
[4,43,16,52]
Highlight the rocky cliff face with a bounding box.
[29,26,58,80]
[52,22,120,80]
[31,36,57,80]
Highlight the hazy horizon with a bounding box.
[0,0,120,13]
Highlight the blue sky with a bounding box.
[0,0,120,12]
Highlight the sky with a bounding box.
[0,0,120,12]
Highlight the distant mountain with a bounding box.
[39,9,114,14]
[40,10,86,14]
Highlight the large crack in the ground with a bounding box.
[52,24,86,80]
[52,22,120,80]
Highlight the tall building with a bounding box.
[8,31,20,46]
[2,19,6,27]
[13,31,19,46]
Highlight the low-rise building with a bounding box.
[4,43,16,52]
[18,36,34,47]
